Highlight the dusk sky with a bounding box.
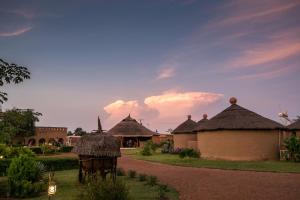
[0,0,299,132]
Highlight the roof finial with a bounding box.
[229,97,237,105]
[203,114,208,119]
[187,115,191,120]
[98,116,102,133]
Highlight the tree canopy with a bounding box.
[73,127,87,136]
[0,58,30,103]
[0,108,42,144]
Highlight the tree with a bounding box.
[73,127,87,136]
[0,108,42,144]
[0,58,30,103]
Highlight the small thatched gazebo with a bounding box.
[73,118,121,182]
[172,115,198,149]
[195,97,285,161]
[107,114,155,147]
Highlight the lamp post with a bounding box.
[48,172,56,200]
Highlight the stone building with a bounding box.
[25,126,68,146]
[195,97,285,161]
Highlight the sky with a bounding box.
[0,0,299,132]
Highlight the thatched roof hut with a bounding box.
[108,115,155,137]
[195,97,284,131]
[172,115,197,134]
[287,120,300,130]
[73,133,121,157]
[196,97,285,161]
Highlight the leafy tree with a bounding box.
[73,127,87,136]
[0,108,42,144]
[284,135,300,162]
[67,130,73,136]
[0,58,30,103]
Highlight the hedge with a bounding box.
[0,157,79,176]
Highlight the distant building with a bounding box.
[25,126,68,146]
[287,120,300,137]
[107,115,155,147]
[172,115,198,149]
[66,135,81,146]
[152,132,173,144]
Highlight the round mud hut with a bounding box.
[107,114,155,148]
[73,118,121,182]
[173,115,205,150]
[195,97,285,161]
[287,120,300,137]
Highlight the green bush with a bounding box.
[30,147,43,154]
[128,170,136,178]
[147,175,157,186]
[59,146,74,153]
[157,184,169,200]
[7,154,46,197]
[179,148,200,159]
[1,157,78,176]
[141,143,152,156]
[284,135,300,162]
[138,173,147,182]
[80,177,130,200]
[117,168,126,176]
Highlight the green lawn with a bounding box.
[0,169,178,200]
[124,149,300,173]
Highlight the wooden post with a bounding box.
[79,159,83,183]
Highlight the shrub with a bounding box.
[80,177,130,200]
[117,168,126,176]
[138,173,147,182]
[7,154,46,197]
[171,147,183,155]
[40,144,56,155]
[147,175,157,186]
[59,146,74,153]
[141,143,152,156]
[128,170,136,178]
[7,147,36,158]
[284,135,300,162]
[157,184,169,200]
[30,147,43,154]
[0,157,78,176]
[179,148,200,159]
[0,144,10,158]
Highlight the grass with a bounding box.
[124,148,300,173]
[0,169,178,200]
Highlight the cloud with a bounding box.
[157,67,176,80]
[103,90,223,131]
[230,39,300,68]
[0,26,32,37]
[236,65,299,80]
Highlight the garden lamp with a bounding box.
[48,172,56,199]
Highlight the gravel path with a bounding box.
[119,156,300,200]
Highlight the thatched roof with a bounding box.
[194,114,209,131]
[172,115,198,134]
[195,97,284,131]
[287,120,300,130]
[73,133,121,157]
[107,115,155,137]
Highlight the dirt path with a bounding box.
[119,156,300,200]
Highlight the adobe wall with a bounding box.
[174,133,197,149]
[25,127,67,146]
[197,130,280,161]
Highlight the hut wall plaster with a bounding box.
[197,130,280,161]
[174,133,197,149]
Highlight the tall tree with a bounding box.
[0,109,42,144]
[73,127,87,136]
[0,58,30,103]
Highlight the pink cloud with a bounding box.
[0,26,32,37]
[157,67,176,80]
[103,90,223,131]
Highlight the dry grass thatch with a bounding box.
[287,120,300,130]
[73,133,121,157]
[172,116,198,134]
[195,104,285,131]
[107,115,155,137]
